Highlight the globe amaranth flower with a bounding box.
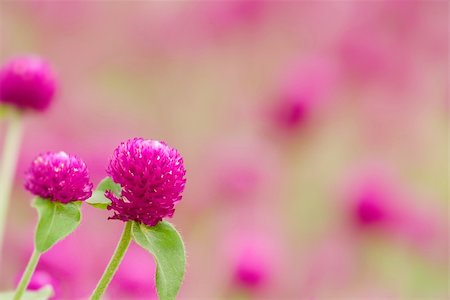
[0,55,57,111]
[105,138,186,227]
[25,151,93,203]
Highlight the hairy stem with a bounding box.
[90,221,132,300]
[13,249,41,300]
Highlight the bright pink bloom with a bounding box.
[106,138,186,226]
[25,151,93,203]
[0,56,57,111]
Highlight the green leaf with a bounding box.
[33,197,82,253]
[86,177,120,209]
[131,221,186,300]
[0,285,53,300]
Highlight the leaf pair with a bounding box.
[87,177,186,300]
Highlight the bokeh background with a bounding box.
[0,1,448,299]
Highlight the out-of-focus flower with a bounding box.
[339,165,447,259]
[15,270,57,298]
[223,227,279,293]
[0,56,57,111]
[352,180,390,228]
[233,246,269,289]
[268,56,336,133]
[106,138,186,226]
[24,151,93,203]
[340,166,406,231]
[26,270,55,291]
[15,270,55,292]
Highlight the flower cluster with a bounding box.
[25,151,93,203]
[105,138,186,226]
[0,56,57,111]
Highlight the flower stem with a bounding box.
[90,221,132,300]
[0,110,24,263]
[13,249,41,300]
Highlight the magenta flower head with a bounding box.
[25,151,93,203]
[0,55,57,111]
[105,138,186,227]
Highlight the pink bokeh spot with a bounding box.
[269,56,337,133]
[339,164,447,259]
[234,246,269,289]
[353,184,389,227]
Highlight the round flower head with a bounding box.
[0,55,57,111]
[25,151,93,203]
[106,138,186,226]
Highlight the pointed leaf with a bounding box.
[0,285,53,300]
[131,221,186,300]
[86,177,120,209]
[33,197,82,253]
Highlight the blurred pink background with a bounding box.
[0,1,448,299]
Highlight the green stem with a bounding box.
[90,221,132,300]
[13,249,41,300]
[0,110,24,263]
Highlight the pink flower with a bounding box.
[25,151,93,203]
[339,164,448,259]
[352,181,389,227]
[223,226,279,293]
[233,246,269,289]
[268,56,336,132]
[0,55,57,111]
[106,138,186,226]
